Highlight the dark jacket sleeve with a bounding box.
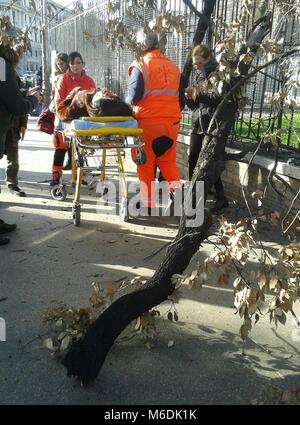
[192,92,221,109]
[0,60,38,116]
[185,96,200,111]
[178,75,186,111]
[185,59,221,110]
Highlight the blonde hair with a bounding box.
[54,52,68,76]
[191,45,212,61]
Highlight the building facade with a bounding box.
[0,0,72,75]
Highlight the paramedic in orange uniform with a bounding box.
[126,33,182,209]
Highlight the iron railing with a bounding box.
[50,0,300,151]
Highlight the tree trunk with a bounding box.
[180,0,216,93]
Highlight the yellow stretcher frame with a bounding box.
[64,119,143,226]
[67,127,143,137]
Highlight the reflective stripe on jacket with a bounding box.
[128,49,181,120]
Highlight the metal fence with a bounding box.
[50,0,300,151]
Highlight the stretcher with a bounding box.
[57,116,144,226]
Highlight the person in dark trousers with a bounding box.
[185,44,229,213]
[0,17,42,245]
[4,75,28,197]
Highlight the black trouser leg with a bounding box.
[67,146,72,163]
[214,177,225,199]
[188,133,203,180]
[53,149,66,169]
[189,133,226,199]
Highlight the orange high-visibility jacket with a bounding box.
[128,49,181,121]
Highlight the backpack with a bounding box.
[37,108,55,134]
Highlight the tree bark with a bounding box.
[180,0,216,93]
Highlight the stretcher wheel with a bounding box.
[120,197,129,222]
[50,184,67,201]
[72,204,81,226]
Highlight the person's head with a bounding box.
[191,45,213,70]
[137,31,160,52]
[54,52,68,75]
[67,51,85,76]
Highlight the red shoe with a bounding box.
[50,171,61,187]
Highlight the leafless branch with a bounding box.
[208,47,300,134]
[225,143,259,161]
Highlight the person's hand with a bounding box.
[27,86,41,96]
[185,87,193,100]
[33,91,43,104]
[20,127,26,141]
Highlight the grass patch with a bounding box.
[180,112,300,149]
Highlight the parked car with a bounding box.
[21,72,35,88]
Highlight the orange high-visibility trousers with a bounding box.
[132,118,180,207]
[52,131,68,175]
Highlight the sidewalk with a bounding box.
[0,117,299,405]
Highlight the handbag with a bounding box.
[37,108,55,135]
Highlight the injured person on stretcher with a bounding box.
[56,87,134,123]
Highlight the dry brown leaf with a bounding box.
[189,270,198,281]
[258,273,266,290]
[233,277,242,289]
[269,274,278,290]
[240,324,249,340]
[134,316,141,331]
[60,335,71,351]
[43,338,54,350]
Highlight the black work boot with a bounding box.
[210,194,229,214]
[63,161,72,171]
[8,185,26,197]
[0,219,17,235]
[0,237,10,245]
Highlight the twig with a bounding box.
[248,337,272,354]
[182,0,211,23]
[266,144,285,198]
[167,231,204,251]
[282,188,300,234]
[225,143,259,161]
[0,297,8,303]
[207,48,300,134]
[291,309,300,328]
[21,332,49,350]
[144,242,170,261]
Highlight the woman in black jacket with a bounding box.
[185,45,229,213]
[0,18,41,244]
